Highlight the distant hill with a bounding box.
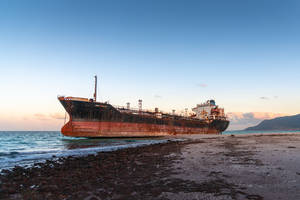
[245,114,300,131]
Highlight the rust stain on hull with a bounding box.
[62,121,220,137]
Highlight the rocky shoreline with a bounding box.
[1,134,300,200]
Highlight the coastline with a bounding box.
[1,133,300,200]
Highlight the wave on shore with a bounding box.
[0,131,178,170]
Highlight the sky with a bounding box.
[0,0,300,130]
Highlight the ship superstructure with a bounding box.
[192,100,225,120]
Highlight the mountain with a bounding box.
[245,114,300,131]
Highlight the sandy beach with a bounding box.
[1,133,300,200]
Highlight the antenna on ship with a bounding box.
[94,75,97,101]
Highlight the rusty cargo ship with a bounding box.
[58,76,229,137]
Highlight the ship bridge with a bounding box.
[192,100,225,120]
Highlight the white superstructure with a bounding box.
[192,100,225,120]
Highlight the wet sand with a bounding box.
[1,134,300,200]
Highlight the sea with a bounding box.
[0,130,300,171]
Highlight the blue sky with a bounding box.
[1,0,300,130]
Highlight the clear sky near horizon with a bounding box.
[1,0,300,130]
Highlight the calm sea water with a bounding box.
[0,131,171,170]
[223,130,300,135]
[0,130,299,170]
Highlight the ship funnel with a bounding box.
[126,102,130,109]
[138,99,142,111]
[172,110,176,115]
[94,75,97,101]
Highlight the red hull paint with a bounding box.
[61,121,219,137]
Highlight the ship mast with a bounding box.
[94,75,97,101]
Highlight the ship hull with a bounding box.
[61,120,229,137]
[59,98,229,137]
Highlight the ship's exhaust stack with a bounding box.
[94,75,97,101]
[126,102,130,109]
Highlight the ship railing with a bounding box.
[114,105,152,113]
[113,105,193,119]
[206,115,227,120]
[113,105,227,121]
